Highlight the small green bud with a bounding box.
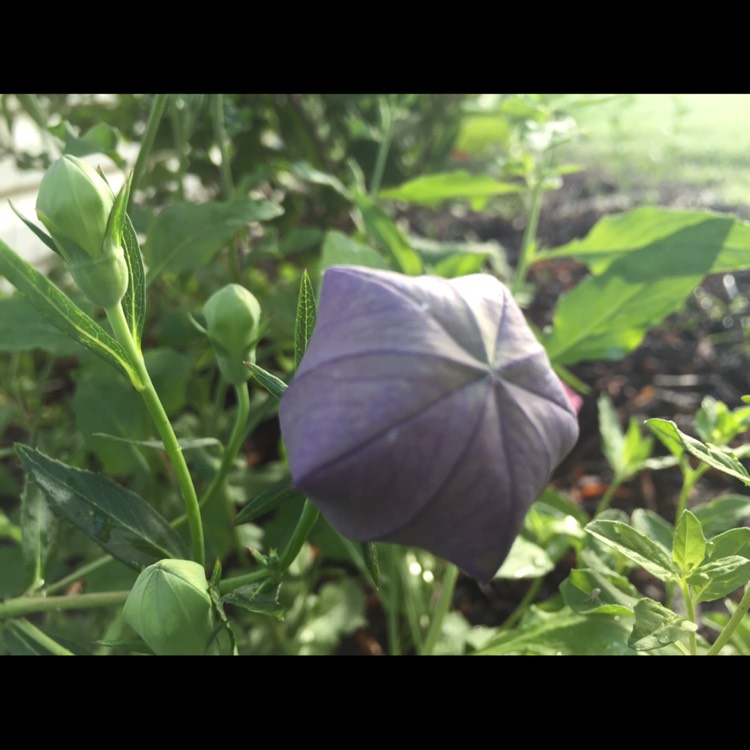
[36,154,129,308]
[203,284,262,385]
[36,155,114,262]
[123,559,216,656]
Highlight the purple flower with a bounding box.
[278,266,579,581]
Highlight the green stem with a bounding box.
[278,499,320,572]
[44,556,113,596]
[501,577,543,631]
[678,578,698,655]
[8,619,74,655]
[131,94,168,195]
[676,464,708,520]
[210,94,235,199]
[511,169,545,296]
[369,97,393,198]
[707,584,750,656]
[105,303,205,567]
[383,548,402,656]
[0,591,128,619]
[420,563,459,656]
[199,383,250,512]
[594,477,623,517]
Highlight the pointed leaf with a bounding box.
[560,567,640,616]
[294,270,317,369]
[646,419,750,485]
[672,510,706,573]
[245,362,287,400]
[233,474,304,526]
[629,598,698,651]
[705,528,750,562]
[598,394,625,476]
[688,555,750,603]
[0,296,79,355]
[9,201,60,255]
[631,509,674,555]
[20,478,57,588]
[695,495,750,537]
[585,519,678,581]
[16,444,185,569]
[361,542,381,589]
[91,433,221,451]
[222,582,285,620]
[0,240,138,382]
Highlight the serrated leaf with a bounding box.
[672,510,706,573]
[631,509,674,555]
[145,198,283,282]
[16,444,185,569]
[629,598,697,651]
[646,419,750,485]
[475,605,635,656]
[695,495,750,537]
[294,270,316,369]
[688,555,750,603]
[233,474,304,526]
[705,528,750,562]
[0,240,138,382]
[543,216,734,365]
[585,519,678,581]
[378,170,522,206]
[560,567,640,616]
[222,582,285,620]
[245,362,287,399]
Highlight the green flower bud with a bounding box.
[123,559,216,656]
[203,284,262,385]
[36,155,129,308]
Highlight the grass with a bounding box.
[561,94,750,209]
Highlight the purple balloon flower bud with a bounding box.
[278,266,579,581]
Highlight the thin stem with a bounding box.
[420,563,459,656]
[210,94,235,199]
[369,97,393,198]
[383,548,402,656]
[501,577,543,631]
[131,94,168,195]
[8,619,74,655]
[0,591,129,619]
[105,303,205,567]
[44,556,113,596]
[511,168,545,296]
[594,477,623,517]
[199,383,250,512]
[676,464,708,520]
[678,578,698,655]
[218,568,268,594]
[278,499,320,572]
[707,584,750,656]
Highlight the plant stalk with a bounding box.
[131,94,168,195]
[0,591,129,619]
[706,584,750,655]
[420,562,459,656]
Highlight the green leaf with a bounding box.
[694,495,750,537]
[629,598,698,651]
[0,240,138,382]
[631,509,674,555]
[294,270,316,370]
[494,536,555,579]
[378,170,522,206]
[560,567,640,616]
[92,433,221,452]
[688,556,750,603]
[0,296,79,355]
[245,362,287,399]
[9,201,61,256]
[672,510,706,573]
[694,396,750,446]
[121,211,146,345]
[20,478,57,588]
[475,605,635,656]
[541,207,750,275]
[1,619,76,656]
[361,542,381,590]
[319,230,387,273]
[598,394,625,476]
[705,528,750,562]
[543,216,734,365]
[16,444,186,569]
[144,198,283,282]
[233,474,304,526]
[0,509,21,544]
[584,519,678,581]
[222,582,285,621]
[290,161,352,200]
[353,191,423,275]
[536,486,590,527]
[646,419,750,485]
